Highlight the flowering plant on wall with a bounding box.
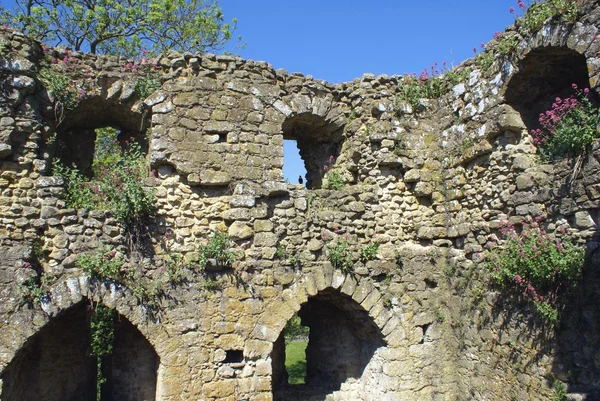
[530,84,599,160]
[482,217,585,326]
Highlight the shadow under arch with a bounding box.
[50,96,151,177]
[0,300,159,401]
[282,111,345,190]
[505,46,596,130]
[272,287,385,401]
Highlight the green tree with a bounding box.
[0,0,239,57]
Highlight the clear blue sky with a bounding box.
[218,1,518,183]
[2,0,521,184]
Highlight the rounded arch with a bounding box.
[0,299,159,401]
[505,45,595,129]
[0,276,161,377]
[51,95,150,177]
[252,270,398,401]
[277,94,346,189]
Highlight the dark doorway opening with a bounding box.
[272,289,385,401]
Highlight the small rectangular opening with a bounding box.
[224,350,244,363]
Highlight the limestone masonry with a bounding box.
[1,4,600,401]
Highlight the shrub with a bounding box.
[322,155,344,190]
[514,0,579,36]
[199,230,237,269]
[327,239,353,272]
[360,242,379,262]
[397,62,471,110]
[123,56,161,99]
[54,127,155,227]
[483,217,585,327]
[324,172,344,190]
[38,48,93,122]
[530,84,599,159]
[76,247,125,281]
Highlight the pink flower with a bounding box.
[509,7,516,14]
[23,261,31,269]
[493,31,502,39]
[323,165,329,172]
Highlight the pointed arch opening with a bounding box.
[272,288,385,401]
[1,302,159,401]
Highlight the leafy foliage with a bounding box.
[90,304,115,401]
[0,0,240,57]
[398,62,471,110]
[360,242,379,262]
[496,35,520,57]
[530,85,599,159]
[38,48,93,122]
[326,239,353,273]
[483,217,585,327]
[514,0,579,36]
[322,155,344,190]
[53,127,155,227]
[123,57,162,98]
[19,273,57,304]
[76,246,125,281]
[283,315,309,342]
[323,171,344,190]
[198,230,237,269]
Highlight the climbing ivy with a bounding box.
[90,304,115,401]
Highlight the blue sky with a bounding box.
[2,0,521,184]
[218,1,518,183]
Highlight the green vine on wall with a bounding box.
[90,304,115,401]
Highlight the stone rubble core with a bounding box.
[1,4,600,400]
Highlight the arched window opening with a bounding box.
[282,113,344,189]
[505,47,596,131]
[52,97,149,178]
[272,289,385,401]
[0,302,159,401]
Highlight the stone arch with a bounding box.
[504,20,600,132]
[277,94,346,189]
[505,46,595,130]
[0,299,159,401]
[250,269,399,401]
[51,95,150,177]
[0,276,161,376]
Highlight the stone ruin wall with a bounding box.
[1,4,600,400]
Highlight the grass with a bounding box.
[285,340,308,384]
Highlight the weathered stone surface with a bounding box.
[2,13,600,401]
[228,221,254,240]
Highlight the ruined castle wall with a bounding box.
[0,4,600,400]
